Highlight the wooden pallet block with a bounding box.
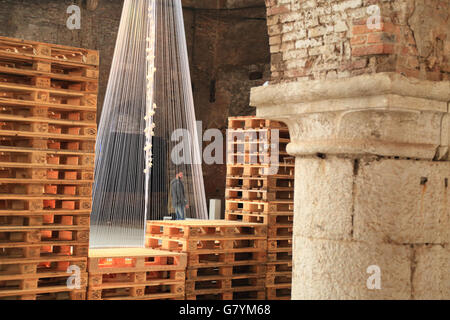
[88,248,187,274]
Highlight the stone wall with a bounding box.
[265,0,450,82]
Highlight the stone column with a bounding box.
[252,0,450,299]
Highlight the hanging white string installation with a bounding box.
[90,0,208,248]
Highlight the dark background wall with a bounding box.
[0,0,270,212]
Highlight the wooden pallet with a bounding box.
[88,248,187,274]
[147,236,268,253]
[87,248,186,301]
[227,139,290,154]
[266,285,291,300]
[0,196,92,211]
[268,224,293,238]
[186,276,265,295]
[89,270,185,287]
[0,288,87,300]
[226,188,294,202]
[0,256,87,283]
[226,175,294,190]
[227,153,294,166]
[146,220,267,239]
[228,116,286,130]
[88,282,185,301]
[226,211,293,225]
[227,164,295,179]
[187,251,267,267]
[0,36,99,65]
[227,128,290,140]
[187,263,266,279]
[266,272,292,287]
[0,271,87,297]
[226,200,294,215]
[186,289,266,301]
[266,261,292,273]
[267,237,293,251]
[267,251,292,263]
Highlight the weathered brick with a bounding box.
[352,44,395,56]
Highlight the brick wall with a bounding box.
[265,0,450,83]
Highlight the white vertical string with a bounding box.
[90,0,208,249]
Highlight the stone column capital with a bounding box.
[251,73,450,159]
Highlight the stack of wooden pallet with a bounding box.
[225,116,294,300]
[0,37,98,300]
[87,248,186,300]
[146,220,267,300]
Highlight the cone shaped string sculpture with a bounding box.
[90,0,208,248]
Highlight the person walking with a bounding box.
[169,172,189,220]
